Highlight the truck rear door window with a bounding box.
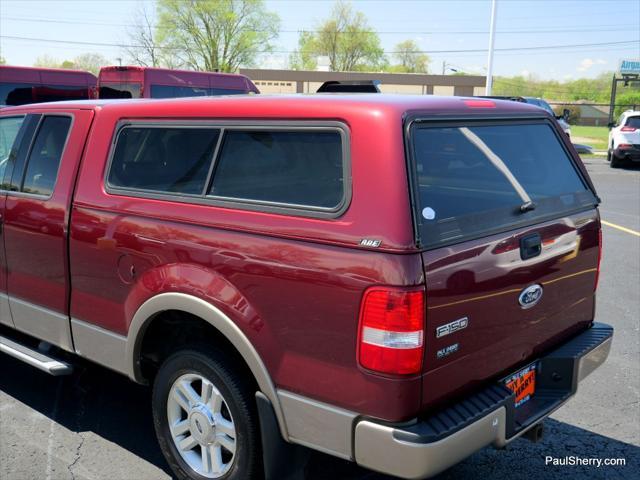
[108,127,220,195]
[410,121,597,248]
[208,130,344,209]
[22,116,71,196]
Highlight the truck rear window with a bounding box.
[209,130,344,209]
[410,121,597,248]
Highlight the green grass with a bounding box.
[571,126,609,150]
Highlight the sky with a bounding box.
[1,0,639,81]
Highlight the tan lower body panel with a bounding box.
[354,408,506,480]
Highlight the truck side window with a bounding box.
[209,130,344,209]
[108,127,221,195]
[22,116,71,196]
[0,116,25,184]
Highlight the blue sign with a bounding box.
[619,59,640,75]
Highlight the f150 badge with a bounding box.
[519,284,543,309]
[436,317,469,338]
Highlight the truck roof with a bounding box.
[0,65,97,84]
[99,65,254,79]
[0,94,547,118]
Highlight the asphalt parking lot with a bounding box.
[1,156,638,480]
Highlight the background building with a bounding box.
[240,69,486,96]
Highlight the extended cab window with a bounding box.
[108,127,220,194]
[0,116,25,182]
[410,121,597,248]
[22,116,71,196]
[209,130,344,209]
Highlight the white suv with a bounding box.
[608,110,640,168]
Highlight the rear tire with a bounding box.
[610,153,623,168]
[152,346,262,480]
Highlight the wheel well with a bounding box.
[137,310,258,391]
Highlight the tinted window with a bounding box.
[527,99,553,114]
[151,85,209,98]
[0,83,33,106]
[150,85,245,98]
[625,116,640,129]
[0,83,89,106]
[209,130,343,209]
[210,88,245,96]
[0,116,25,182]
[108,127,220,194]
[99,83,141,99]
[22,116,71,196]
[411,122,596,248]
[31,85,90,103]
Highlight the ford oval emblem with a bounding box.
[518,284,543,309]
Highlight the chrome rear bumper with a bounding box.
[354,322,613,479]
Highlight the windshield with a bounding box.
[410,121,597,248]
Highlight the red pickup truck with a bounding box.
[0,95,612,480]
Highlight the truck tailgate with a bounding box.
[420,209,599,409]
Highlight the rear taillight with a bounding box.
[357,287,425,375]
[621,126,637,132]
[594,227,603,291]
[618,143,633,150]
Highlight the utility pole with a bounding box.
[442,61,459,75]
[485,0,498,95]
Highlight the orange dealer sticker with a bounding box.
[503,363,536,407]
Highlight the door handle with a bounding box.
[520,233,541,260]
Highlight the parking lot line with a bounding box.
[601,220,640,237]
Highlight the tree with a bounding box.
[290,31,319,70]
[553,104,581,124]
[71,53,109,74]
[34,54,62,68]
[125,3,166,68]
[614,90,640,117]
[291,0,384,72]
[492,72,624,104]
[156,0,279,73]
[0,56,6,65]
[393,40,429,73]
[34,53,108,74]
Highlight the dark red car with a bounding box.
[0,94,612,480]
[0,65,97,107]
[97,65,259,99]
